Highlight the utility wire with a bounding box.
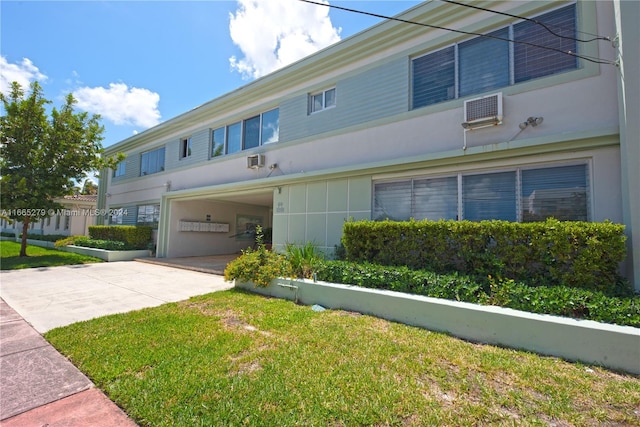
[297,0,616,66]
[439,0,610,43]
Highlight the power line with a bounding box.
[297,0,616,66]
[439,0,610,43]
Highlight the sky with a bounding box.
[1,0,422,150]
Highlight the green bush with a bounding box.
[285,241,324,279]
[1,232,16,238]
[224,226,292,287]
[21,233,68,242]
[54,235,83,248]
[315,261,640,327]
[88,225,152,249]
[72,237,129,251]
[342,218,628,292]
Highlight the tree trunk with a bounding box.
[20,217,30,257]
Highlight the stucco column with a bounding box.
[613,0,640,291]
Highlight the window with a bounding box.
[211,127,225,158]
[458,28,510,97]
[261,108,279,144]
[309,88,336,113]
[55,215,61,230]
[373,163,589,223]
[412,47,455,109]
[110,208,124,225]
[373,181,413,221]
[140,147,165,176]
[137,204,160,227]
[411,4,577,109]
[414,176,459,221]
[463,172,517,221]
[243,116,261,150]
[514,5,577,83]
[113,161,126,178]
[213,108,279,156]
[64,215,70,230]
[180,137,192,159]
[521,164,587,221]
[226,122,242,154]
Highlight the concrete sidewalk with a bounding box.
[0,261,234,425]
[0,261,234,333]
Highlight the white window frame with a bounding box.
[309,87,336,114]
[180,137,192,159]
[137,204,160,227]
[113,161,126,178]
[211,108,279,157]
[140,147,165,176]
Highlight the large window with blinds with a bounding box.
[211,108,279,157]
[412,4,577,109]
[373,163,589,222]
[140,147,165,176]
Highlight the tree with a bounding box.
[81,179,99,195]
[0,81,122,256]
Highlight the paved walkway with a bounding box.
[0,261,234,425]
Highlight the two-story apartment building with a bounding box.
[99,0,640,290]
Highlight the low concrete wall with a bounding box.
[62,245,150,262]
[4,238,150,262]
[236,279,640,375]
[26,239,55,248]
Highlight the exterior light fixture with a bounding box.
[519,116,544,130]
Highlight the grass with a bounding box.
[45,289,640,427]
[0,241,102,270]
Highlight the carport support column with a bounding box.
[156,195,172,258]
[614,0,640,291]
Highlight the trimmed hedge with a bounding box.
[342,219,627,292]
[20,233,68,242]
[88,225,152,249]
[316,261,640,327]
[72,237,129,251]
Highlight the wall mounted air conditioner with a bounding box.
[247,154,265,169]
[462,92,503,130]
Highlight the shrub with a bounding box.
[1,232,16,238]
[21,233,68,242]
[72,237,129,251]
[285,241,324,279]
[54,235,83,248]
[88,225,152,249]
[315,261,640,327]
[342,218,628,292]
[224,226,292,287]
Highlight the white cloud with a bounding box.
[229,0,341,79]
[73,83,161,129]
[0,56,48,95]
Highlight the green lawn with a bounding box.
[45,290,640,427]
[0,241,102,270]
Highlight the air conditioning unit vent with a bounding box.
[462,93,503,130]
[247,154,265,169]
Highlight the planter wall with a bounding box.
[4,238,150,261]
[236,279,640,375]
[61,245,150,262]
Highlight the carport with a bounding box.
[156,185,274,259]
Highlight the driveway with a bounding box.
[0,261,234,333]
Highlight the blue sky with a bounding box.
[1,0,421,149]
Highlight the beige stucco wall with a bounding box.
[164,199,271,258]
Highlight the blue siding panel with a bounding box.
[280,59,408,142]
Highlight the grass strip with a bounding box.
[0,241,102,270]
[45,289,640,427]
